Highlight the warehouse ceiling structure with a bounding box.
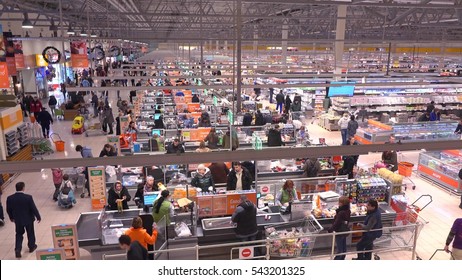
[1,0,462,44]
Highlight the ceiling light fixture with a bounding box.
[22,13,34,29]
[49,18,58,31]
[67,24,75,35]
[90,30,97,38]
[80,27,87,37]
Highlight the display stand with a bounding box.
[36,248,65,260]
[88,167,107,210]
[51,224,80,260]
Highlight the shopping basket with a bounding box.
[398,162,415,190]
[50,133,65,152]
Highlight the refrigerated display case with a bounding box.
[354,120,393,144]
[392,121,459,142]
[417,150,462,194]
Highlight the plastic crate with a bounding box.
[398,162,414,177]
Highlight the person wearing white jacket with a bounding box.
[338,113,350,145]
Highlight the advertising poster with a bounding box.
[107,135,121,156]
[3,31,15,75]
[13,40,25,69]
[36,248,65,260]
[51,224,80,260]
[0,24,5,62]
[119,115,130,135]
[88,166,107,210]
[70,39,89,68]
[0,62,9,88]
[6,57,16,75]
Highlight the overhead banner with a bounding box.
[70,39,89,68]
[12,40,24,69]
[0,24,9,88]
[6,57,16,75]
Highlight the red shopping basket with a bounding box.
[398,162,414,177]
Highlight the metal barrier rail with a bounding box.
[102,220,423,260]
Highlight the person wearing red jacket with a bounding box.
[29,96,43,117]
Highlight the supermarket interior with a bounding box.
[0,0,462,261]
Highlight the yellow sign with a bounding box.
[35,54,48,67]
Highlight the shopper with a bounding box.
[36,108,53,138]
[198,112,211,127]
[382,150,398,172]
[107,181,131,211]
[291,99,302,112]
[284,94,292,113]
[347,115,359,138]
[208,162,230,186]
[195,141,211,153]
[275,90,285,114]
[115,110,123,135]
[267,125,283,147]
[296,126,309,145]
[227,162,253,191]
[454,119,462,134]
[124,217,158,250]
[102,105,115,134]
[30,96,43,117]
[429,108,441,121]
[417,112,430,122]
[338,155,355,179]
[231,195,258,242]
[48,95,58,117]
[99,144,117,157]
[276,180,298,206]
[134,176,157,207]
[151,134,165,152]
[458,170,462,209]
[347,138,360,166]
[119,235,148,260]
[426,101,435,114]
[338,113,350,145]
[57,174,77,209]
[166,138,185,154]
[242,112,253,126]
[204,128,220,149]
[125,121,139,137]
[76,145,93,158]
[223,131,239,151]
[51,168,64,201]
[354,199,383,260]
[6,182,41,258]
[445,218,462,260]
[191,164,215,192]
[152,190,174,225]
[269,88,274,103]
[303,158,321,178]
[254,110,265,126]
[192,94,200,103]
[91,92,99,117]
[328,196,351,260]
[0,187,4,226]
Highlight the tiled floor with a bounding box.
[0,90,460,260]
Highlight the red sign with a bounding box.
[0,62,9,88]
[70,40,89,68]
[418,164,460,189]
[13,40,25,69]
[239,247,254,259]
[5,57,16,75]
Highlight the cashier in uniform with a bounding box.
[152,190,174,225]
[231,195,258,241]
[275,180,299,206]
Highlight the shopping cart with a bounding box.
[61,167,87,198]
[265,215,323,259]
[429,249,455,260]
[28,123,54,159]
[374,195,432,260]
[398,161,416,190]
[85,115,107,137]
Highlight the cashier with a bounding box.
[134,176,157,207]
[231,195,258,242]
[107,181,131,210]
[275,180,299,206]
[152,190,174,225]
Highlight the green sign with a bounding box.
[54,228,73,238]
[252,133,263,151]
[107,136,119,143]
[227,110,234,123]
[213,96,218,106]
[40,253,62,260]
[90,170,103,176]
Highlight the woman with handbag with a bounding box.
[327,196,351,260]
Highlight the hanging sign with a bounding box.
[91,46,105,61]
[107,136,121,156]
[35,54,48,67]
[88,167,107,210]
[109,45,121,57]
[0,62,9,89]
[42,46,61,64]
[51,224,80,260]
[6,57,16,75]
[12,40,24,69]
[70,39,89,68]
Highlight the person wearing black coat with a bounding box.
[227,162,253,190]
[48,95,58,117]
[192,94,200,103]
[231,195,258,241]
[275,90,285,114]
[99,144,117,157]
[339,155,355,179]
[328,196,351,260]
[36,108,53,138]
[284,95,292,113]
[254,110,265,126]
[242,112,253,126]
[166,139,185,154]
[107,182,131,210]
[267,125,283,147]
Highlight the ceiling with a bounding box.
[1,0,462,44]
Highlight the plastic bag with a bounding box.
[174,222,192,237]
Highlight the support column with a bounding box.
[236,0,242,113]
[224,40,228,55]
[281,20,288,74]
[334,5,347,77]
[59,0,66,83]
[216,40,219,52]
[253,28,258,57]
[438,42,446,70]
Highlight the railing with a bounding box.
[102,220,424,260]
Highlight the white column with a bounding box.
[334,5,347,76]
[281,20,288,74]
[216,40,219,52]
[253,29,258,57]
